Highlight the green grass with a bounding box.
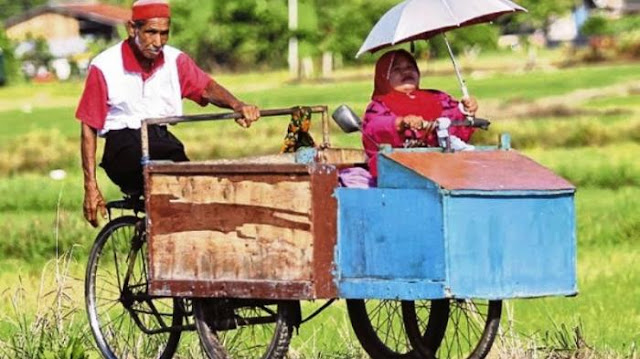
[523,143,640,189]
[1,58,640,357]
[2,61,639,140]
[0,108,79,141]
[0,186,637,356]
[468,63,640,101]
[510,243,640,354]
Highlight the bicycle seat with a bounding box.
[106,195,145,213]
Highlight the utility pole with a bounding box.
[288,0,299,80]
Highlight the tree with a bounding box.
[506,0,578,33]
[0,27,19,84]
[170,0,288,71]
[314,0,397,63]
[313,0,502,63]
[0,0,48,22]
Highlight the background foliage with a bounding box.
[0,0,583,73]
[0,0,47,22]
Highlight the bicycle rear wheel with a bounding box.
[85,216,183,359]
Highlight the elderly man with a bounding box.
[76,0,260,227]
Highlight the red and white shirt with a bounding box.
[76,40,213,134]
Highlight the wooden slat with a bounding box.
[317,148,366,165]
[150,280,314,299]
[147,162,310,175]
[310,165,339,298]
[149,175,311,213]
[151,228,313,282]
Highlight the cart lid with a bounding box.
[384,151,575,191]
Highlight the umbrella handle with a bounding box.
[461,84,470,100]
[442,33,470,100]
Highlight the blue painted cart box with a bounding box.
[335,149,577,300]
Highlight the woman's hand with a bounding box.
[396,115,423,131]
[461,97,479,116]
[396,115,437,133]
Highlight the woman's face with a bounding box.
[388,55,419,93]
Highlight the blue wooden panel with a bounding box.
[444,193,577,299]
[335,188,446,299]
[295,147,316,164]
[376,154,440,190]
[338,279,446,300]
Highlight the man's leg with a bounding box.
[149,126,189,162]
[100,126,189,195]
[101,129,145,195]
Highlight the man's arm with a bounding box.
[201,80,260,128]
[81,123,106,227]
[176,53,260,127]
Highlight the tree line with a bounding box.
[0,0,578,74]
[166,0,577,71]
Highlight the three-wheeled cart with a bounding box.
[85,106,577,359]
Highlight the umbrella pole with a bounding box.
[442,33,470,99]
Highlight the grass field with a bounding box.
[0,54,639,358]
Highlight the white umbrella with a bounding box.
[356,0,527,98]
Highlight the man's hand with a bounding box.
[83,184,107,228]
[461,97,479,116]
[233,103,260,128]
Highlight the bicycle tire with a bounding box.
[404,299,502,359]
[346,299,422,359]
[194,298,296,359]
[85,216,182,359]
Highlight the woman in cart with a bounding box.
[363,49,479,178]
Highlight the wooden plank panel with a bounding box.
[152,226,313,282]
[147,170,316,295]
[149,195,310,235]
[149,175,311,213]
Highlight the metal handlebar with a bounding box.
[427,118,491,131]
[140,105,330,164]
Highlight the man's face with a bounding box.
[129,17,170,60]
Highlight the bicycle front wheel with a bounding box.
[85,216,182,359]
[404,299,502,359]
[346,299,422,359]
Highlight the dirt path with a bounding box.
[481,81,640,120]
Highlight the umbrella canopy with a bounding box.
[356,0,526,58]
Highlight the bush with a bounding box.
[614,16,640,59]
[170,0,289,71]
[424,24,500,59]
[0,28,20,85]
[580,15,640,60]
[0,130,77,176]
[580,15,613,37]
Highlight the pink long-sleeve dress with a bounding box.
[362,90,475,178]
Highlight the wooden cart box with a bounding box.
[335,149,577,300]
[144,149,363,299]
